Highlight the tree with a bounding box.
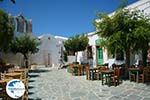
[95,9,134,67]
[64,34,89,62]
[94,9,150,77]
[10,33,39,68]
[133,13,150,66]
[0,9,14,52]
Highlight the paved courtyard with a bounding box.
[28,67,150,100]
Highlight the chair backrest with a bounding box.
[112,63,117,70]
[113,67,120,77]
[69,64,74,68]
[143,67,150,82]
[100,66,108,71]
[0,72,5,80]
[130,65,135,68]
[8,68,15,73]
[86,64,90,69]
[14,74,22,79]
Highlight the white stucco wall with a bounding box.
[68,56,76,63]
[88,32,109,67]
[126,0,150,15]
[77,32,109,67]
[1,34,67,67]
[88,32,98,67]
[31,34,67,67]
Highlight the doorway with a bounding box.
[96,47,103,65]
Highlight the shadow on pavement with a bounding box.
[28,92,34,95]
[28,68,51,100]
[29,80,36,83]
[28,98,42,100]
[146,82,150,86]
[28,86,35,89]
[28,74,40,78]
[29,69,50,73]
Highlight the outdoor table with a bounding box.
[71,64,82,76]
[72,65,79,76]
[0,79,12,83]
[5,72,22,79]
[101,70,114,86]
[14,68,27,73]
[129,68,141,83]
[89,67,100,80]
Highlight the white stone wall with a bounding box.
[126,0,150,15]
[77,32,109,67]
[68,56,76,63]
[1,34,67,67]
[31,34,67,67]
[88,33,109,67]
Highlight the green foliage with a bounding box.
[95,9,150,67]
[10,33,39,58]
[64,34,89,55]
[0,9,14,52]
[10,33,39,67]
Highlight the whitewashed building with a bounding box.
[77,0,150,68]
[76,32,109,67]
[31,34,67,67]
[1,13,68,67]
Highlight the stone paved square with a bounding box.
[28,67,150,100]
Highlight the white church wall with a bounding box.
[31,34,67,67]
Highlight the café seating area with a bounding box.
[0,64,29,100]
[67,63,123,87]
[67,63,150,87]
[129,66,150,83]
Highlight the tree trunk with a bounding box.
[142,48,148,67]
[24,54,28,68]
[125,49,130,68]
[124,48,130,79]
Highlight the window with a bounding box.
[87,46,93,59]
[116,49,124,60]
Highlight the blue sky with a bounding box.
[0,0,138,37]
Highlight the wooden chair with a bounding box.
[71,64,80,76]
[67,64,74,73]
[0,73,8,99]
[100,67,110,84]
[129,65,136,82]
[148,68,150,82]
[111,67,120,86]
[94,67,101,80]
[18,69,28,100]
[145,67,150,82]
[78,64,83,76]
[0,72,5,80]
[138,67,145,83]
[86,65,90,80]
[0,81,7,99]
